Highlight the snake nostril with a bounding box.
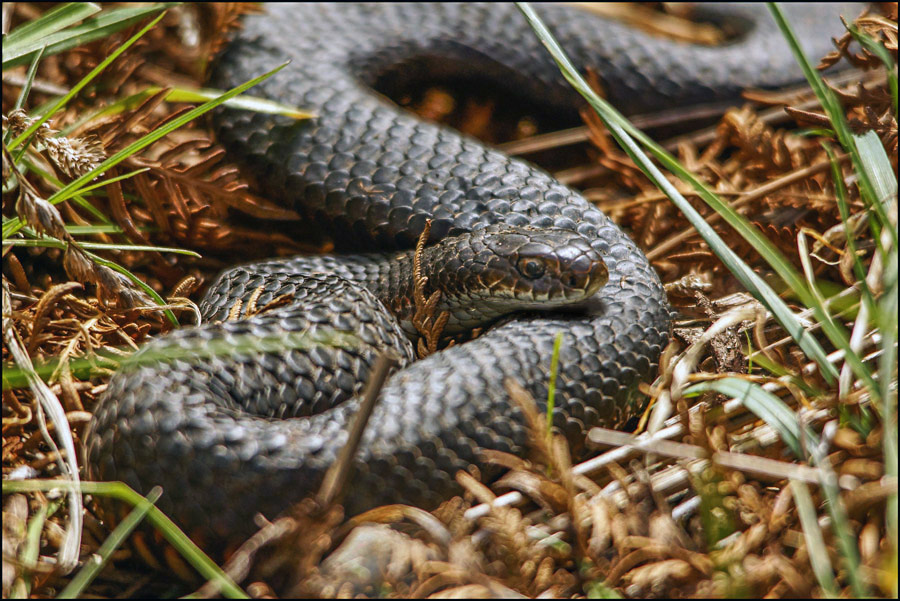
[565,274,577,288]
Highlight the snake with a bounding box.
[84,3,857,546]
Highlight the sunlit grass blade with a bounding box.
[7,11,167,152]
[62,85,313,136]
[143,86,314,119]
[844,20,898,114]
[1,480,249,599]
[64,224,131,235]
[791,480,839,597]
[861,128,899,556]
[855,130,898,206]
[57,487,162,598]
[3,4,174,70]
[53,167,150,201]
[546,331,564,432]
[12,46,46,113]
[4,61,290,240]
[683,377,818,458]
[2,3,100,66]
[2,329,363,390]
[5,235,201,257]
[515,2,843,386]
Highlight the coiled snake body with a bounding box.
[85,3,856,544]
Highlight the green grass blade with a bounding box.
[3,352,120,390]
[17,157,113,225]
[62,85,312,136]
[879,243,898,555]
[767,3,895,249]
[797,231,839,333]
[864,126,899,553]
[57,487,162,598]
[814,450,869,596]
[791,480,839,597]
[5,221,184,325]
[5,236,201,257]
[824,144,872,295]
[64,224,128,235]
[1,327,362,390]
[7,11,167,152]
[2,3,100,65]
[844,20,898,118]
[855,130,898,206]
[683,377,818,458]
[86,252,180,326]
[54,167,150,201]
[159,87,314,119]
[3,60,290,239]
[1,480,248,599]
[684,378,868,595]
[16,500,49,598]
[3,4,175,70]
[515,2,842,385]
[852,100,897,562]
[546,331,564,432]
[12,46,46,113]
[117,330,363,370]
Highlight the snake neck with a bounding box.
[368,251,417,337]
[364,246,459,339]
[360,244,509,340]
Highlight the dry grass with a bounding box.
[2,2,897,598]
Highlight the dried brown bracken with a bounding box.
[411,219,452,358]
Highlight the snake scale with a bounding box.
[85,3,857,545]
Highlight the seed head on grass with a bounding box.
[5,108,106,179]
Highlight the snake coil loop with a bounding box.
[85,2,857,545]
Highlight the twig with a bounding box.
[316,352,397,507]
[196,352,396,598]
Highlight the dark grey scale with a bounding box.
[85,2,861,546]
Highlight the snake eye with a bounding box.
[517,257,546,279]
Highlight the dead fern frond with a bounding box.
[411,219,451,358]
[67,89,304,255]
[711,106,809,173]
[818,13,898,71]
[455,469,553,594]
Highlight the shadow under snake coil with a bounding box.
[85,3,857,545]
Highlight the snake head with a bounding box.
[424,225,608,332]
